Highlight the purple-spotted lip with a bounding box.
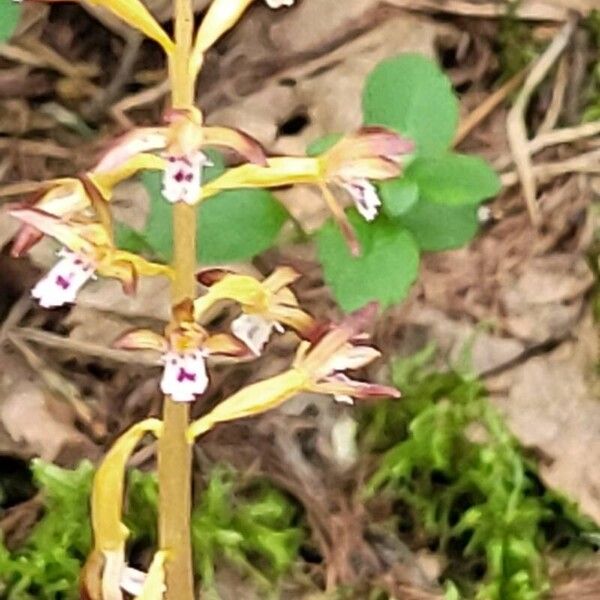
[176,368,198,383]
[55,275,72,290]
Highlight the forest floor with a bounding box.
[1,1,600,598]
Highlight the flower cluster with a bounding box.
[8,0,406,598]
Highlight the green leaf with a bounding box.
[379,177,420,217]
[140,170,173,260]
[407,153,501,205]
[306,133,343,157]
[0,1,21,43]
[138,165,289,264]
[399,199,480,252]
[317,211,420,311]
[363,53,459,157]
[197,189,288,264]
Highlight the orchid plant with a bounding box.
[7,0,409,598]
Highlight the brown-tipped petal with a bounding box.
[80,550,103,600]
[202,126,268,166]
[314,374,400,400]
[96,258,139,295]
[172,298,195,325]
[269,304,315,339]
[79,175,113,232]
[114,329,168,353]
[8,208,97,255]
[196,268,235,287]
[203,333,252,358]
[94,128,167,172]
[11,225,43,257]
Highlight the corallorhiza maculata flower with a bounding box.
[115,299,250,402]
[198,127,414,255]
[187,303,400,441]
[95,106,267,205]
[9,206,173,308]
[194,266,315,355]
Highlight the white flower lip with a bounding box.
[31,249,95,309]
[231,313,282,356]
[160,350,209,402]
[161,151,213,205]
[265,0,295,8]
[343,180,382,222]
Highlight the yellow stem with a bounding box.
[159,0,196,599]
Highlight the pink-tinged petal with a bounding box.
[328,127,414,163]
[11,225,44,258]
[354,126,415,158]
[31,250,95,308]
[202,126,268,166]
[114,329,168,353]
[324,344,381,373]
[94,128,167,172]
[8,208,97,254]
[314,373,400,400]
[298,303,379,376]
[161,351,208,402]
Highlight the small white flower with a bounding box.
[231,313,283,356]
[343,180,382,222]
[160,350,209,402]
[265,0,294,7]
[32,249,95,309]
[161,151,213,205]
[478,205,492,224]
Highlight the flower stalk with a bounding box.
[158,0,197,598]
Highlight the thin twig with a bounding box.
[0,138,73,159]
[537,54,568,135]
[495,120,600,171]
[14,327,162,366]
[506,17,576,226]
[84,32,143,121]
[454,68,528,146]
[500,148,600,187]
[111,80,170,129]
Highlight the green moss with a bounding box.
[497,3,542,81]
[0,462,302,599]
[583,10,600,122]
[361,345,598,600]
